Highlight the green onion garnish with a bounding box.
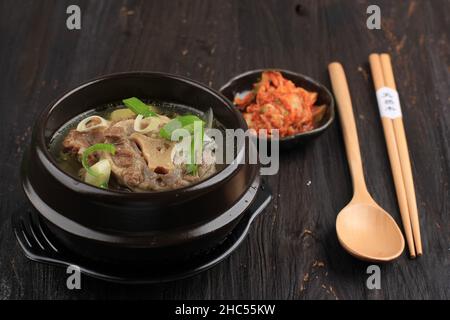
[186,120,204,175]
[185,163,198,175]
[159,115,204,140]
[82,143,116,177]
[160,114,205,176]
[123,97,157,117]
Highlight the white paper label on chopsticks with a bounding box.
[376,87,402,119]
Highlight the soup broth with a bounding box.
[49,99,225,192]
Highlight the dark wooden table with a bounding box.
[0,0,448,300]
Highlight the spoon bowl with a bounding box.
[336,202,405,262]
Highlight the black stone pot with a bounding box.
[21,72,262,265]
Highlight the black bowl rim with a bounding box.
[34,71,249,199]
[219,68,335,141]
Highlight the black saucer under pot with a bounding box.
[20,72,269,266]
[219,69,335,149]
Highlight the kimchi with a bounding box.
[234,71,326,138]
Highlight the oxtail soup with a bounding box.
[49,97,222,192]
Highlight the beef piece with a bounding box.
[103,120,184,191]
[198,162,216,179]
[64,117,214,191]
[130,132,191,190]
[154,166,169,174]
[62,128,105,157]
[104,119,135,143]
[103,120,158,191]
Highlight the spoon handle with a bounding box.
[328,62,368,197]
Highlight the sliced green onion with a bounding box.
[82,143,116,177]
[160,115,204,140]
[76,115,110,132]
[186,163,198,175]
[160,114,205,175]
[134,114,162,133]
[84,159,112,188]
[123,97,157,117]
[186,121,204,175]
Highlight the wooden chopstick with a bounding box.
[379,53,423,256]
[369,54,416,258]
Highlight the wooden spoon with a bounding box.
[328,62,405,262]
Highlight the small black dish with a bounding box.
[219,69,335,149]
[13,180,271,284]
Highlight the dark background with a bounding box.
[0,0,448,299]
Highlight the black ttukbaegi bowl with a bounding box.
[21,72,261,265]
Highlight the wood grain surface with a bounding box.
[0,0,448,299]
